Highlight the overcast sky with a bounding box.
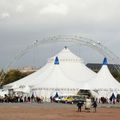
[0,0,120,69]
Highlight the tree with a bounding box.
[112,71,120,82]
[0,69,5,87]
[3,69,24,85]
[2,69,33,85]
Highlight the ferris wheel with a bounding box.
[1,34,120,81]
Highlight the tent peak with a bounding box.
[103,57,108,65]
[64,46,67,49]
[54,56,59,65]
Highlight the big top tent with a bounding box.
[4,47,97,100]
[4,47,120,100]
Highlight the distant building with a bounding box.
[18,66,39,73]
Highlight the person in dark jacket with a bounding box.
[77,101,84,112]
[92,100,97,112]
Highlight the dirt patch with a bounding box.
[0,104,120,120]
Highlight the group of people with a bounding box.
[0,94,44,103]
[77,96,97,112]
[98,94,120,104]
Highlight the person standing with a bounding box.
[85,96,92,112]
[92,100,97,112]
[77,101,84,112]
[50,96,53,103]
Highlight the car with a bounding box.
[60,96,73,103]
[54,96,67,103]
[61,95,85,104]
[72,96,85,104]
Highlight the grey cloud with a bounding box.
[0,0,120,69]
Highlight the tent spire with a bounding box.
[54,56,59,65]
[64,46,67,49]
[103,57,108,65]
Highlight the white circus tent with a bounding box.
[87,58,120,98]
[4,47,96,100]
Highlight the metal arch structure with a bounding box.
[5,34,120,69]
[1,34,120,81]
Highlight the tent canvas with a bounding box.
[86,58,120,98]
[4,47,97,99]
